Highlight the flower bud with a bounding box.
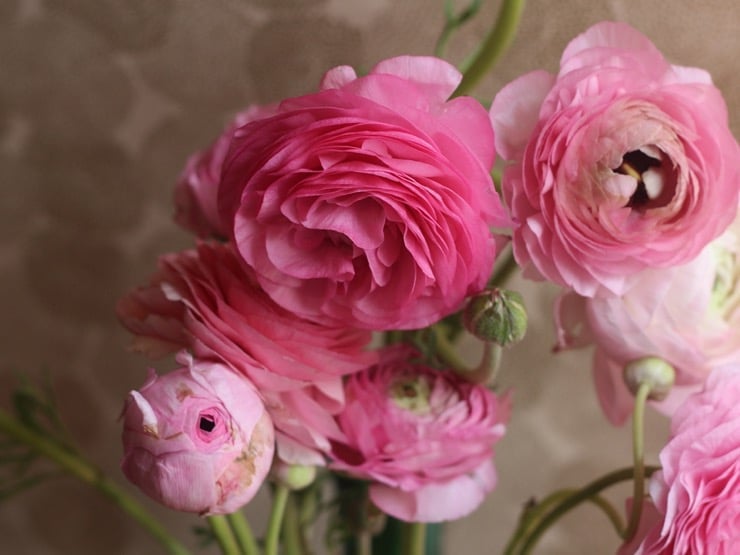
[121,355,275,515]
[272,462,317,491]
[623,356,676,401]
[463,288,527,346]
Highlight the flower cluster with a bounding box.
[112,16,740,555]
[118,55,510,522]
[489,20,740,554]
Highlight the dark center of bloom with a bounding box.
[613,147,675,212]
[198,414,216,433]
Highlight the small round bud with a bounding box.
[463,288,527,346]
[272,462,316,491]
[623,356,676,401]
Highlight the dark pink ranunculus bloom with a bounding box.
[117,241,376,464]
[121,355,274,515]
[174,104,277,239]
[218,56,507,330]
[634,365,740,554]
[329,347,510,522]
[491,21,740,297]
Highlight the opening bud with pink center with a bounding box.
[121,354,275,515]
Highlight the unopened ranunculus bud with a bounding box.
[273,461,316,491]
[463,288,527,346]
[121,354,275,515]
[623,356,676,401]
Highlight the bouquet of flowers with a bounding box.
[2,1,739,554]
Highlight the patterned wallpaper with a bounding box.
[1,1,737,553]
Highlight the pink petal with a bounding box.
[490,70,555,161]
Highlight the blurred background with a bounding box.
[1,1,737,553]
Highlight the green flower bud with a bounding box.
[623,356,676,401]
[273,463,316,491]
[463,288,527,346]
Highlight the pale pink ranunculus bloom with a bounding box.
[329,347,510,522]
[117,241,377,464]
[554,215,740,424]
[121,354,274,515]
[218,56,508,330]
[174,104,277,238]
[491,21,740,297]
[634,365,740,554]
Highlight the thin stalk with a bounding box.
[283,494,303,555]
[0,409,190,555]
[227,511,261,555]
[209,515,241,555]
[489,247,518,288]
[433,326,500,384]
[507,466,659,555]
[356,530,372,555]
[265,484,290,555]
[623,382,651,542]
[407,522,426,555]
[452,0,527,97]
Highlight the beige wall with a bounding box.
[1,1,736,553]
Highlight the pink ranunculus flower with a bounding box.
[116,241,376,464]
[218,55,508,330]
[121,354,274,515]
[634,365,740,554]
[554,215,740,424]
[491,21,740,297]
[174,104,277,238]
[616,499,662,555]
[329,347,510,522]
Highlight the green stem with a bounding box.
[433,325,500,384]
[227,511,261,555]
[589,494,626,537]
[452,0,527,97]
[623,382,651,542]
[356,530,372,555]
[407,522,426,555]
[265,484,290,555]
[209,515,241,555]
[0,410,190,555]
[283,494,303,555]
[504,466,659,555]
[489,247,518,288]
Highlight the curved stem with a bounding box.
[506,466,659,555]
[264,484,290,555]
[0,409,190,555]
[433,326,500,384]
[452,0,527,97]
[227,512,261,555]
[623,382,651,542]
[209,515,241,555]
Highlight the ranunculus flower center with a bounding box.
[613,147,675,212]
[389,375,431,414]
[710,246,740,320]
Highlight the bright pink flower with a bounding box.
[121,355,274,515]
[329,347,510,522]
[174,104,277,238]
[554,216,740,424]
[117,241,376,464]
[491,21,739,296]
[635,365,740,553]
[218,56,507,330]
[617,499,662,555]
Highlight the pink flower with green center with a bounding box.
[329,347,510,522]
